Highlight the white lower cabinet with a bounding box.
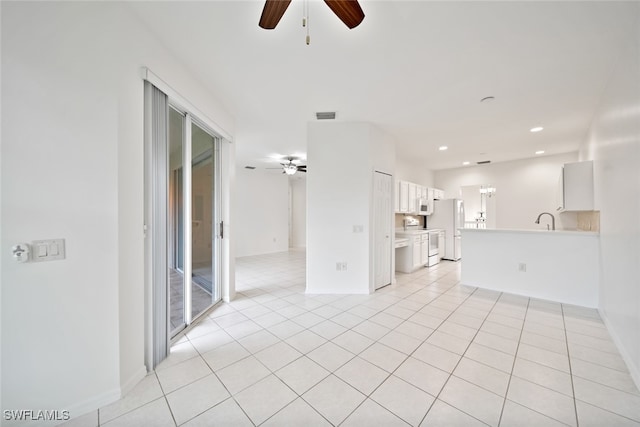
[396,232,430,273]
[412,237,421,269]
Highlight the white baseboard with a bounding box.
[60,387,121,426]
[120,365,149,397]
[599,308,640,391]
[51,366,147,426]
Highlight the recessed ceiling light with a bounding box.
[530,127,544,133]
[462,161,470,166]
[535,150,545,155]
[439,146,448,151]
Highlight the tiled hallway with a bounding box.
[72,250,640,426]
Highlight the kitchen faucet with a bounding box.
[535,212,555,230]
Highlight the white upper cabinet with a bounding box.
[432,188,445,200]
[395,181,446,215]
[394,180,440,215]
[398,180,409,213]
[557,160,594,211]
[408,182,417,213]
[394,179,400,213]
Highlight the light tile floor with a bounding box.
[69,250,640,426]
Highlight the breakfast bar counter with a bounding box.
[460,228,600,307]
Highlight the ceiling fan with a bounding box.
[259,0,365,30]
[267,156,307,175]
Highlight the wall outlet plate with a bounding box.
[31,239,65,262]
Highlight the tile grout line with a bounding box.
[561,303,580,427]
[155,370,179,427]
[496,297,531,426]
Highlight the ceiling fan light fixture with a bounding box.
[284,164,298,175]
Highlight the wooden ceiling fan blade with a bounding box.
[259,0,292,29]
[323,0,365,29]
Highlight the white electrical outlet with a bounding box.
[518,263,527,272]
[336,262,348,271]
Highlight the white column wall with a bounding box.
[307,122,394,294]
[307,123,371,294]
[1,2,235,419]
[579,9,640,387]
[290,178,307,249]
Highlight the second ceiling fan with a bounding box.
[259,0,365,30]
[267,156,307,175]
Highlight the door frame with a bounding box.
[143,68,234,370]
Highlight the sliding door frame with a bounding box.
[143,68,232,370]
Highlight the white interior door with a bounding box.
[374,171,392,289]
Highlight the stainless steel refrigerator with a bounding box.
[428,198,464,260]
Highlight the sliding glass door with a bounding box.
[169,107,221,337]
[190,122,219,319]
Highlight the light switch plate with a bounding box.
[31,239,65,262]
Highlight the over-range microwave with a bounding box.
[417,199,431,215]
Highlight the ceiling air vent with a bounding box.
[316,112,336,120]
[244,166,256,170]
[477,160,491,165]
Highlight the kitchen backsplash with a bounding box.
[577,210,600,232]
[395,214,423,229]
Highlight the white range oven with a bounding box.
[427,230,440,267]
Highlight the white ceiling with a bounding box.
[129,1,637,171]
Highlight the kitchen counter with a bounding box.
[460,228,599,307]
[461,227,598,236]
[395,228,443,235]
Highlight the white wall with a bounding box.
[579,9,640,387]
[290,177,306,248]
[307,122,395,294]
[396,157,435,187]
[1,2,235,421]
[434,152,579,230]
[234,168,289,257]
